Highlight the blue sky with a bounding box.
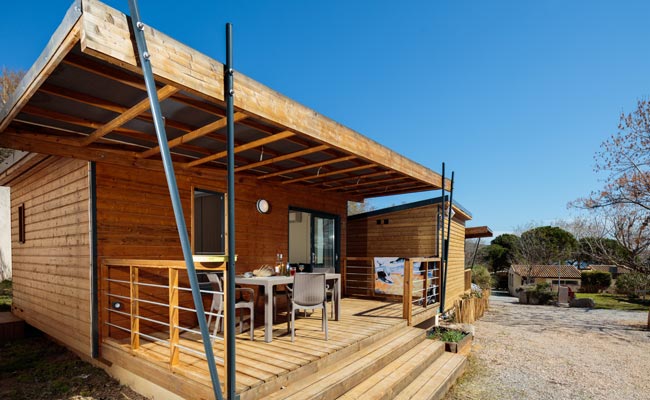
[2,0,650,237]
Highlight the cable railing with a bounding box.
[100,258,229,371]
[402,257,441,325]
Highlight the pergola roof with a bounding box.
[0,0,449,200]
[465,226,493,239]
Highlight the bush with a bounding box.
[581,271,612,293]
[520,282,557,305]
[472,264,492,289]
[616,272,650,297]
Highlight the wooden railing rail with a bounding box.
[100,258,228,376]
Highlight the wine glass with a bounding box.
[299,264,305,273]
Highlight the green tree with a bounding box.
[486,233,520,271]
[518,226,578,265]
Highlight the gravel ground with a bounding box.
[446,293,650,400]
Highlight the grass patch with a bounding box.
[576,293,650,311]
[0,280,11,312]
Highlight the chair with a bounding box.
[313,267,335,318]
[205,273,255,341]
[287,273,328,342]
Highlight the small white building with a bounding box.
[508,264,581,296]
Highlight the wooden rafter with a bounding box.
[281,163,378,185]
[235,144,329,173]
[185,130,295,168]
[140,112,248,158]
[21,105,141,136]
[82,85,178,146]
[258,155,357,180]
[359,184,433,198]
[39,83,196,133]
[310,170,395,187]
[322,176,410,192]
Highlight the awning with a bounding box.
[0,0,449,201]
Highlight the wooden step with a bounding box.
[394,352,467,400]
[265,326,426,400]
[339,339,445,400]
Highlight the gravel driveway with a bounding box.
[445,293,650,400]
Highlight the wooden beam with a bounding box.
[0,1,82,131]
[140,112,248,158]
[258,155,357,180]
[357,184,434,199]
[322,176,409,192]
[281,163,377,185]
[235,144,329,172]
[21,105,141,136]
[0,131,229,181]
[82,85,178,146]
[311,170,395,187]
[78,0,448,191]
[185,130,295,168]
[39,83,197,133]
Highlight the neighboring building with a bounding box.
[508,264,581,296]
[585,264,631,279]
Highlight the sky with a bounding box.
[2,0,650,238]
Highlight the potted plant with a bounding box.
[427,326,473,354]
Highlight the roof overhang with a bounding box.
[465,226,493,239]
[0,0,450,201]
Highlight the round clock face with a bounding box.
[256,199,270,214]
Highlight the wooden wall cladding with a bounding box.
[9,157,91,355]
[95,162,349,272]
[346,203,467,311]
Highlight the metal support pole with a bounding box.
[126,2,223,399]
[470,237,481,270]
[439,163,446,313]
[225,23,238,400]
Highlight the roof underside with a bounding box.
[0,0,449,200]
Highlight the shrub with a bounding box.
[581,271,612,293]
[616,272,650,297]
[428,327,466,342]
[472,264,492,289]
[521,282,557,305]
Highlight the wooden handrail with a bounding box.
[102,258,228,271]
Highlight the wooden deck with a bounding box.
[101,297,438,399]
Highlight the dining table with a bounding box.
[234,273,341,343]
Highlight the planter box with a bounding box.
[444,332,473,354]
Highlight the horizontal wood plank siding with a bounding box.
[95,162,348,269]
[347,203,467,311]
[9,157,91,356]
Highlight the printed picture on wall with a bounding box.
[374,257,422,295]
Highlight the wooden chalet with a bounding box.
[0,1,469,398]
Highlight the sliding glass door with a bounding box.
[288,208,339,272]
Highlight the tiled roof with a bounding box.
[510,265,581,279]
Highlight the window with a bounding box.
[193,189,225,254]
[18,204,25,243]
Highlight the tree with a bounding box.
[347,201,375,216]
[574,99,650,328]
[0,67,24,164]
[517,226,578,265]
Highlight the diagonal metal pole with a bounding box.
[126,1,223,399]
[225,22,238,400]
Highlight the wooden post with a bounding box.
[403,259,413,325]
[169,268,180,367]
[130,265,140,350]
[342,257,347,297]
[223,269,230,385]
[100,261,108,343]
[423,261,429,309]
